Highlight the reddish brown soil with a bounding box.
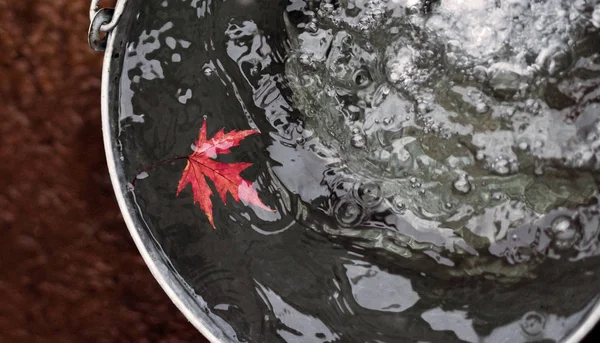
[0,1,207,341]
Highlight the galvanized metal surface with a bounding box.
[93,1,600,342]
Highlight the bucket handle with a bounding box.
[88,0,128,51]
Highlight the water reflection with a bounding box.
[345,262,420,313]
[256,282,341,342]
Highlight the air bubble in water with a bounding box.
[593,6,600,28]
[550,216,580,250]
[452,174,471,194]
[372,9,384,20]
[334,199,365,227]
[358,16,374,31]
[344,105,362,121]
[520,312,545,336]
[321,3,335,14]
[489,64,527,99]
[475,102,489,114]
[354,182,383,207]
[203,66,214,76]
[305,21,318,34]
[491,156,518,175]
[417,102,433,114]
[518,141,529,150]
[505,0,529,17]
[299,53,313,66]
[351,134,367,148]
[536,44,571,76]
[390,195,406,213]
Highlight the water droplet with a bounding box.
[334,199,365,227]
[354,182,383,207]
[520,312,545,336]
[351,134,367,148]
[452,175,471,194]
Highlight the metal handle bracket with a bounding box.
[88,0,128,51]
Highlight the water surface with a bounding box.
[116,0,600,341]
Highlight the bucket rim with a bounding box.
[100,2,230,341]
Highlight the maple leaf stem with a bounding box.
[130,156,189,187]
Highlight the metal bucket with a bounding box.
[91,1,230,341]
[90,0,600,342]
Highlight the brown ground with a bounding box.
[0,1,206,341]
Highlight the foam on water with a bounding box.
[285,0,600,276]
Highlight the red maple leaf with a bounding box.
[176,119,271,228]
